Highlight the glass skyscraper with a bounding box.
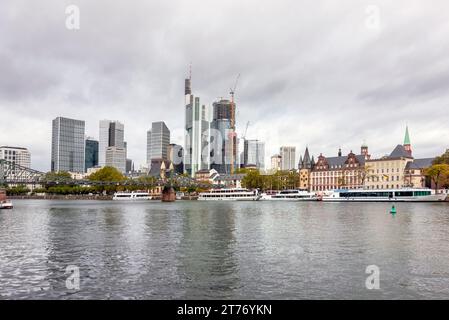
[243,139,265,170]
[280,146,296,171]
[99,120,124,167]
[98,120,126,172]
[149,121,170,160]
[184,75,210,176]
[85,138,99,172]
[51,117,85,172]
[146,130,152,166]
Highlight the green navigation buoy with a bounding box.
[390,205,397,215]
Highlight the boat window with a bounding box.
[414,191,431,196]
[395,191,413,197]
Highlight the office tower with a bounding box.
[51,117,85,172]
[0,146,31,168]
[239,151,244,168]
[271,154,282,171]
[149,121,170,160]
[85,138,99,172]
[99,120,124,167]
[184,73,210,176]
[146,130,152,166]
[167,143,184,174]
[105,147,126,173]
[243,139,265,169]
[280,146,296,171]
[210,99,237,174]
[126,159,133,173]
[0,146,31,181]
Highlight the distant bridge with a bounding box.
[0,159,221,189]
[0,159,45,185]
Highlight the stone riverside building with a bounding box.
[298,126,435,192]
[365,127,434,189]
[306,145,371,192]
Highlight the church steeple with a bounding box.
[404,125,412,157]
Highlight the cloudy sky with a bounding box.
[1,0,449,171]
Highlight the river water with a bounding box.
[1,200,449,299]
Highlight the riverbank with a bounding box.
[9,194,113,200]
[9,195,199,201]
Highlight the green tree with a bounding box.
[87,167,127,194]
[88,166,126,182]
[424,164,449,191]
[42,171,73,188]
[44,171,72,180]
[286,171,299,189]
[6,185,30,195]
[241,170,267,190]
[433,150,449,165]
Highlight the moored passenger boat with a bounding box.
[260,189,318,201]
[320,188,447,202]
[112,191,152,201]
[198,188,260,201]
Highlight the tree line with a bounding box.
[241,169,300,190]
[425,150,449,191]
[2,166,209,196]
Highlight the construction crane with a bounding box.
[229,74,240,174]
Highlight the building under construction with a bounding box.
[210,99,238,174]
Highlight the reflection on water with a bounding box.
[1,200,449,299]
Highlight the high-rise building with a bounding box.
[146,130,152,166]
[0,146,31,181]
[126,159,133,173]
[0,146,31,168]
[280,146,296,171]
[105,147,126,173]
[210,99,238,174]
[98,120,125,172]
[85,138,99,172]
[51,117,85,172]
[184,73,210,176]
[149,121,170,160]
[99,120,124,167]
[243,139,265,170]
[271,154,282,171]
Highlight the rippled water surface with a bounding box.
[1,200,449,299]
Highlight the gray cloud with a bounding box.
[1,0,449,172]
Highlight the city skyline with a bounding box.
[1,1,449,172]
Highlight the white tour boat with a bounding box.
[260,189,318,201]
[320,188,447,202]
[198,188,260,201]
[112,191,152,201]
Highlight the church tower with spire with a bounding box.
[298,147,313,191]
[404,125,412,157]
